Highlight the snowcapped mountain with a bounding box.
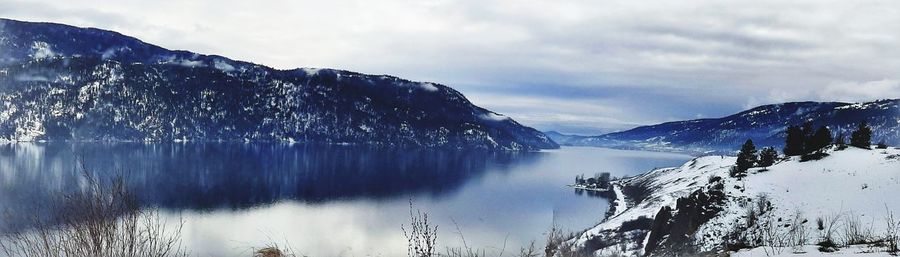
[571,145,900,256]
[0,18,557,150]
[550,100,900,153]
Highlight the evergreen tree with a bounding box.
[731,139,757,178]
[783,125,804,156]
[834,132,845,146]
[801,122,815,153]
[808,126,833,152]
[850,121,872,149]
[757,147,778,167]
[834,132,847,150]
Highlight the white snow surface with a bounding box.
[576,155,735,238]
[574,146,900,256]
[733,245,895,257]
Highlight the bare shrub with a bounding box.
[728,196,819,256]
[543,223,562,257]
[758,212,786,256]
[731,194,777,249]
[403,201,438,257]
[443,219,489,257]
[815,212,842,252]
[884,208,899,255]
[842,211,875,245]
[542,224,590,257]
[518,241,539,257]
[0,166,186,257]
[787,210,809,253]
[444,247,486,257]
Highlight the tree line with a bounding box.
[730,120,882,178]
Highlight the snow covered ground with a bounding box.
[733,245,896,257]
[573,146,900,256]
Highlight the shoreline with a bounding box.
[567,182,628,221]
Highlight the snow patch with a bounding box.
[14,74,50,82]
[299,68,321,76]
[15,119,45,141]
[100,46,132,60]
[213,59,235,72]
[419,82,439,92]
[160,56,206,68]
[173,59,205,68]
[0,104,16,124]
[29,41,57,59]
[733,245,895,256]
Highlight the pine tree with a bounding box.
[731,139,757,178]
[850,121,872,149]
[757,147,778,167]
[808,126,833,152]
[784,125,804,156]
[801,122,815,154]
[834,132,847,150]
[834,132,845,145]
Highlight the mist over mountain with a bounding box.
[549,99,900,153]
[0,18,557,151]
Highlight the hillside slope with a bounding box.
[0,18,558,150]
[553,100,900,153]
[572,146,900,256]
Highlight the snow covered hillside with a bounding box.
[0,18,558,150]
[550,100,900,154]
[571,146,900,256]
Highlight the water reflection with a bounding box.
[574,188,614,199]
[0,143,540,228]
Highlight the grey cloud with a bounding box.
[1,0,899,134]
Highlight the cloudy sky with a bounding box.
[2,0,899,134]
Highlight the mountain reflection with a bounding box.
[0,143,541,227]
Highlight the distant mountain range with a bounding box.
[0,18,557,150]
[548,99,900,153]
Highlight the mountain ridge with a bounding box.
[547,99,900,153]
[0,18,558,150]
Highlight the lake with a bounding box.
[0,143,691,257]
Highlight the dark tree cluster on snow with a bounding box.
[784,120,876,155]
[730,140,758,178]
[781,120,881,162]
[850,121,873,149]
[730,140,780,178]
[784,122,833,156]
[757,147,778,168]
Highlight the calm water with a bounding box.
[0,143,691,257]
